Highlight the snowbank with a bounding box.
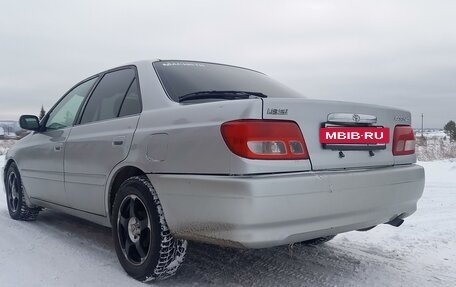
[0,140,16,155]
[416,135,456,161]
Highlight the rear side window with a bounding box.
[80,68,136,124]
[119,78,141,117]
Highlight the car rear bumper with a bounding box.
[148,164,425,248]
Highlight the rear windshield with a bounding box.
[153,61,304,102]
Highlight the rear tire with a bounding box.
[302,235,336,245]
[5,162,40,221]
[112,176,187,282]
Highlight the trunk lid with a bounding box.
[262,98,413,170]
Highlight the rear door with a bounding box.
[64,67,142,215]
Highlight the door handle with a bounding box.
[112,136,126,146]
[54,143,63,152]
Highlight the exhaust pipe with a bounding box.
[386,215,405,227]
[358,214,406,231]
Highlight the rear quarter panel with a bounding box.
[124,100,266,175]
[128,61,312,176]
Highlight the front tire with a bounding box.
[112,176,187,282]
[5,162,40,221]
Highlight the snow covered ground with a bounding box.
[0,155,455,286]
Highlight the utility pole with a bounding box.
[421,113,424,138]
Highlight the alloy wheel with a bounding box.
[7,172,20,213]
[117,194,152,265]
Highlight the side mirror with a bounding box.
[19,115,41,131]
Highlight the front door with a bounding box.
[19,77,98,205]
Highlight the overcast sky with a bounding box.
[1,0,455,128]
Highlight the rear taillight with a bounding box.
[393,125,415,155]
[220,120,309,160]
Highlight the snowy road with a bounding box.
[0,156,455,286]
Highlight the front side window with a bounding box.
[80,68,136,125]
[46,77,97,130]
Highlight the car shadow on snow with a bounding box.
[34,209,114,250]
[32,209,396,287]
[160,241,367,287]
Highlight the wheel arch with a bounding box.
[107,165,147,218]
[3,158,16,187]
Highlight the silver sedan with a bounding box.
[2,60,424,281]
